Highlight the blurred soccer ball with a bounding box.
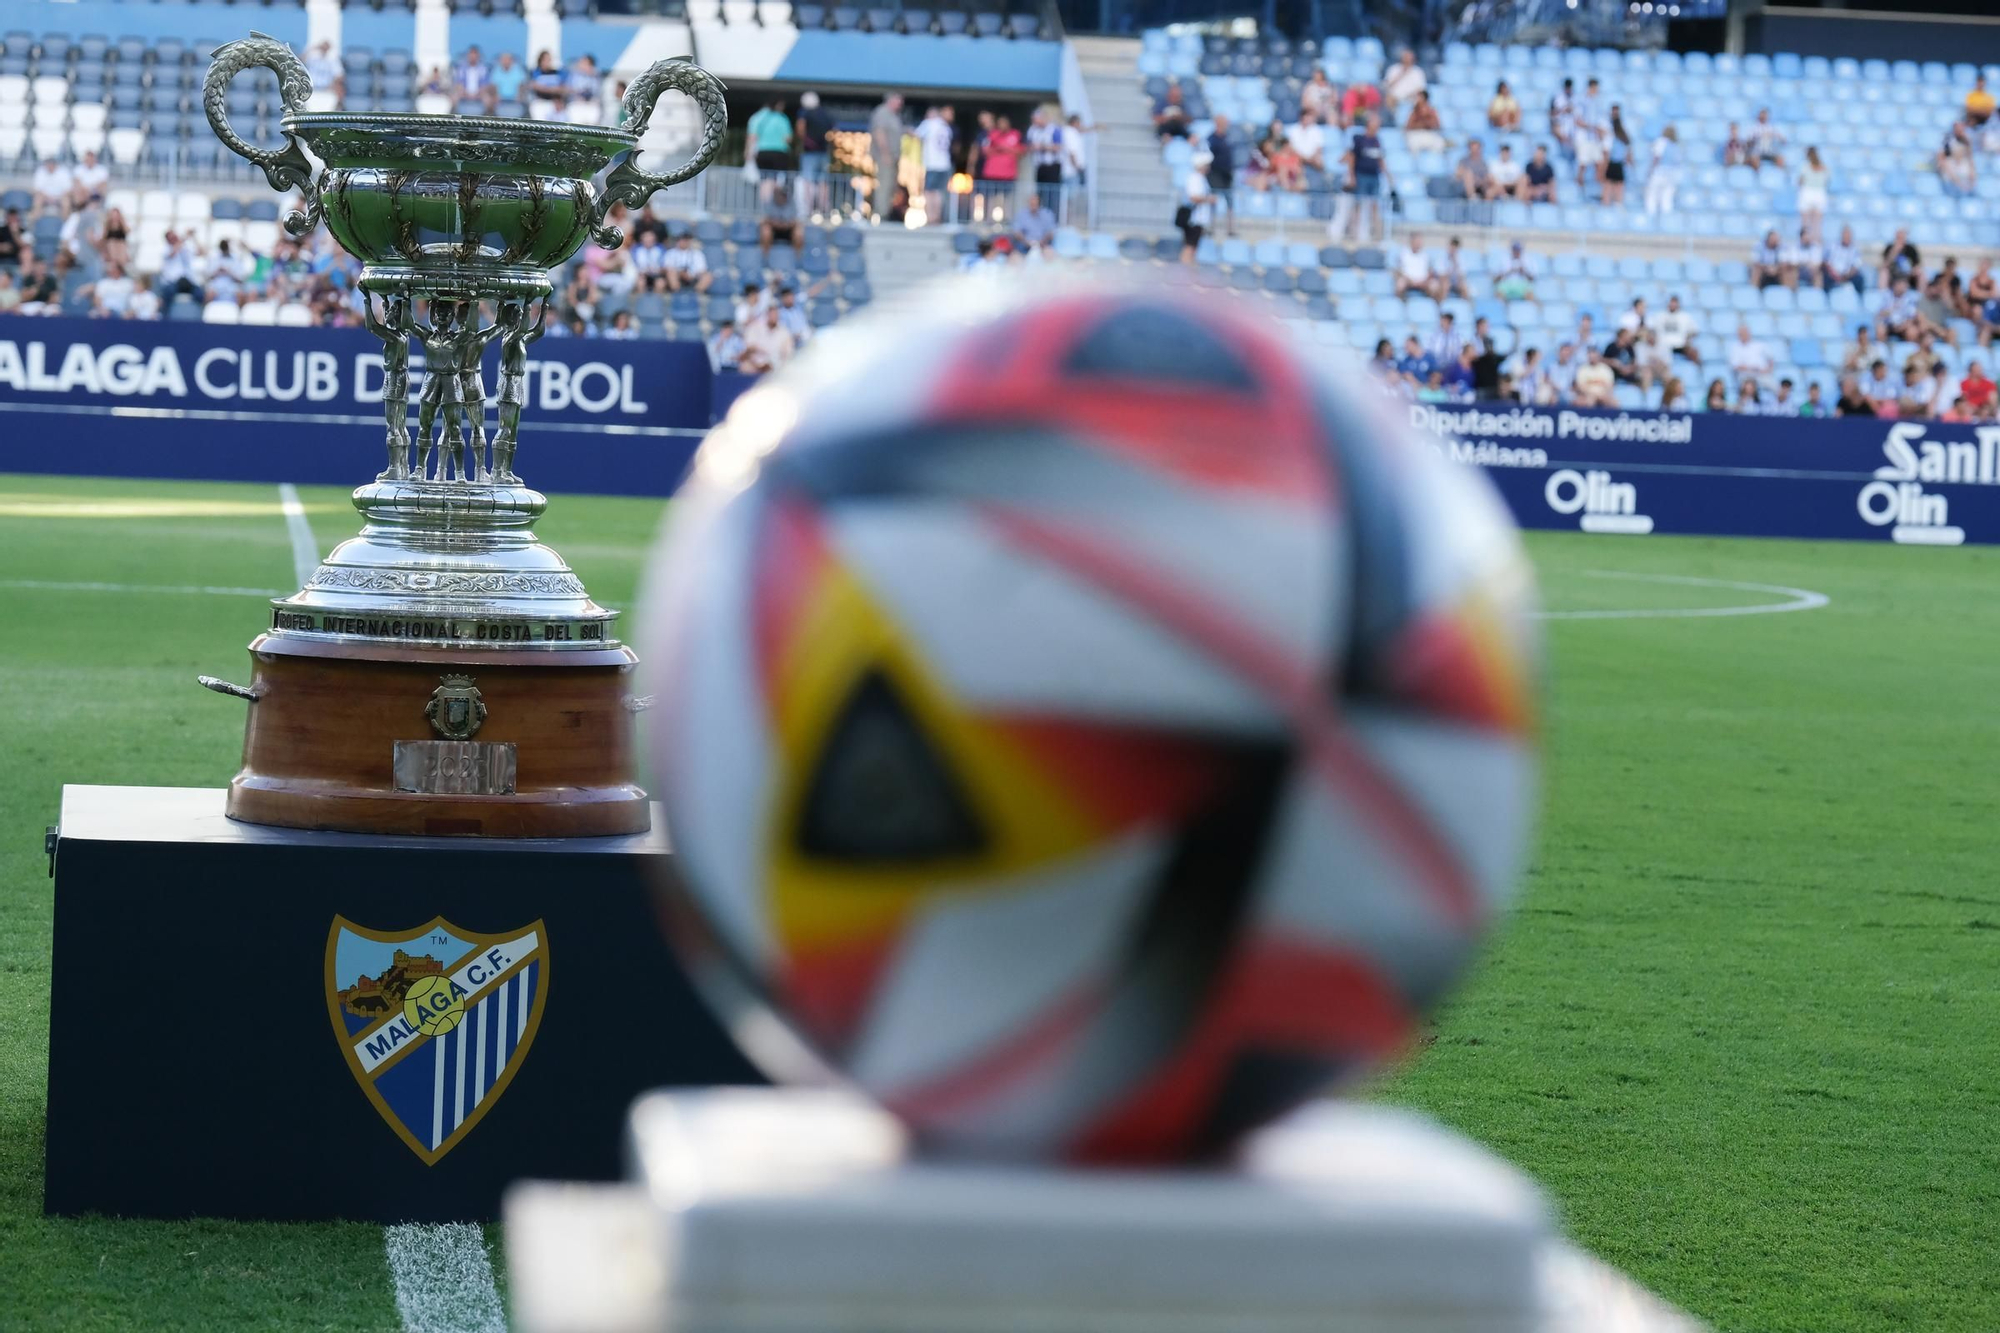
[641,284,1541,1163]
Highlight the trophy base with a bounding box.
[222,632,650,839]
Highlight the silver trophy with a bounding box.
[197,34,727,838]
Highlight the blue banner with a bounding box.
[0,317,715,496]
[1405,403,2000,547]
[4,318,1998,549]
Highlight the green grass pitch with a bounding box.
[0,471,1995,1331]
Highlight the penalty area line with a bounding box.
[1535,570,1832,621]
[277,483,320,588]
[383,1222,507,1333]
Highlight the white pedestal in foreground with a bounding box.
[505,1089,1701,1333]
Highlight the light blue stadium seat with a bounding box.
[1253,239,1287,266]
[1086,233,1118,260]
[1762,286,1795,312]
[1328,270,1363,295]
[1495,202,1530,228]
[1220,238,1252,265]
[1361,271,1395,296]
[1551,253,1585,279]
[1371,295,1404,322]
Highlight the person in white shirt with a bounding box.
[1382,49,1426,111]
[31,159,72,216]
[603,310,639,341]
[72,150,109,200]
[304,40,345,96]
[1618,298,1648,337]
[1490,144,1524,198]
[1285,111,1326,172]
[740,304,796,373]
[915,105,956,223]
[1779,226,1823,292]
[1645,126,1681,215]
[1726,323,1774,377]
[127,286,160,321]
[1654,295,1701,366]
[663,234,712,293]
[1394,232,1440,300]
[205,239,251,302]
[90,263,135,317]
[734,280,771,329]
[775,286,812,345]
[595,247,636,295]
[1750,107,1787,169]
[630,228,669,292]
[1025,106,1066,214]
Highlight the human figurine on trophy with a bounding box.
[195,31,728,837]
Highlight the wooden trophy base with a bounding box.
[223,633,650,838]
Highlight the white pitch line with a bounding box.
[383,1223,507,1333]
[1536,570,1831,621]
[277,483,320,588]
[0,578,288,597]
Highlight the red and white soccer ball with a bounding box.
[640,284,1541,1163]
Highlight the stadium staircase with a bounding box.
[1072,36,1177,233]
[855,225,963,314]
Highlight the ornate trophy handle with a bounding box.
[203,31,322,237]
[590,57,729,250]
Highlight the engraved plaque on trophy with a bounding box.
[196,33,726,837]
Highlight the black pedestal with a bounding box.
[44,785,759,1223]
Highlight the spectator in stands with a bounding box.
[1176,149,1213,264]
[1494,240,1535,300]
[1441,237,1470,300]
[1405,92,1444,154]
[1896,362,1935,417]
[1794,146,1830,239]
[916,104,955,222]
[1728,323,1774,378]
[419,66,449,98]
[1968,74,1996,128]
[1618,297,1648,336]
[1843,325,1879,375]
[1961,360,1995,414]
[1394,232,1439,300]
[1701,378,1730,412]
[566,55,603,118]
[1603,327,1650,393]
[1547,342,1579,401]
[1488,80,1520,132]
[1442,344,1477,401]
[1795,381,1825,417]
[741,304,797,372]
[1861,358,1900,412]
[604,310,638,341]
[1750,229,1786,289]
[1919,270,1961,343]
[595,245,636,296]
[1643,126,1681,216]
[631,228,668,293]
[1834,374,1872,416]
[1879,275,1926,343]
[455,47,495,113]
[1152,83,1190,141]
[1205,115,1235,236]
[72,150,108,205]
[1659,375,1689,410]
[1522,144,1557,203]
[97,205,128,272]
[1261,120,1304,191]
[1879,227,1920,289]
[1781,226,1823,291]
[709,319,745,371]
[1425,311,1466,367]
[1576,79,1607,140]
[0,270,17,314]
[305,41,344,102]
[491,52,527,108]
[1572,349,1615,407]
[207,240,252,305]
[1341,77,1382,127]
[795,92,833,213]
[775,286,813,345]
[1965,258,1998,335]
[1339,112,1391,243]
[1368,338,1398,381]
[15,256,57,315]
[1064,114,1093,220]
[1656,295,1699,367]
[1019,194,1056,248]
[1735,378,1766,413]
[1514,347,1551,404]
[1571,119,1604,193]
[1720,122,1750,168]
[31,158,71,218]
[1548,79,1575,157]
[1301,68,1337,124]
[1824,225,1863,294]
[1396,335,1434,388]
[0,209,20,268]
[734,280,769,329]
[870,93,905,219]
[1027,107,1067,213]
[664,233,711,294]
[1940,140,1976,197]
[530,51,566,109]
[1750,108,1787,169]
[749,98,796,181]
[1287,110,1328,174]
[1455,139,1496,200]
[1600,107,1631,205]
[759,183,803,260]
[1490,144,1524,200]
[1383,49,1426,113]
[84,262,135,319]
[1767,377,1798,416]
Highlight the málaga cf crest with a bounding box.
[325,917,548,1164]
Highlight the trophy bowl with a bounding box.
[194,34,727,839]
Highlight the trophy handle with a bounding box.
[203,31,322,238]
[590,57,729,250]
